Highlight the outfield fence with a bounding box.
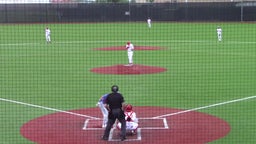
[1,2,256,23]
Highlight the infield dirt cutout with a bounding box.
[20,46,230,143]
[21,106,230,144]
[91,46,167,75]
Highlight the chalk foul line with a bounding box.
[152,95,256,119]
[2,95,256,120]
[0,98,99,120]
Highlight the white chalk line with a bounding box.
[2,95,256,126]
[109,128,142,142]
[83,117,169,130]
[0,98,99,120]
[153,95,256,119]
[82,119,90,130]
[2,95,255,141]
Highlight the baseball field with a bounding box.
[0,22,256,143]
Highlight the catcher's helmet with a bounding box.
[126,104,132,112]
[111,85,119,93]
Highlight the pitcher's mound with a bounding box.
[91,64,167,75]
[93,46,164,51]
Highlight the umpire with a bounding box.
[102,85,126,141]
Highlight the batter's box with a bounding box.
[138,118,169,129]
[109,118,168,141]
[82,118,169,130]
[109,128,142,141]
[82,119,103,130]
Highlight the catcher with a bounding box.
[117,104,139,135]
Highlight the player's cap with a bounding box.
[127,41,130,45]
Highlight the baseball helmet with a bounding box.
[126,104,133,112]
[111,85,119,93]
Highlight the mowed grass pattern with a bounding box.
[0,22,256,143]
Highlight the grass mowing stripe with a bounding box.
[2,40,256,47]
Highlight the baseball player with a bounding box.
[126,41,134,66]
[97,94,109,128]
[45,27,51,43]
[147,17,151,28]
[117,104,139,135]
[216,26,222,42]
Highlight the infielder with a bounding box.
[97,94,109,128]
[45,27,51,43]
[126,41,134,66]
[117,104,139,135]
[216,26,222,41]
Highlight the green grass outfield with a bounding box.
[0,22,256,143]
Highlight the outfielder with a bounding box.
[45,27,51,43]
[216,26,222,41]
[126,41,134,66]
[117,104,139,135]
[147,17,151,28]
[97,94,109,128]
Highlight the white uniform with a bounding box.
[126,42,134,66]
[217,27,222,41]
[45,28,51,43]
[117,111,139,133]
[97,94,109,128]
[147,18,151,28]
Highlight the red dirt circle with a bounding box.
[91,64,167,75]
[20,106,230,144]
